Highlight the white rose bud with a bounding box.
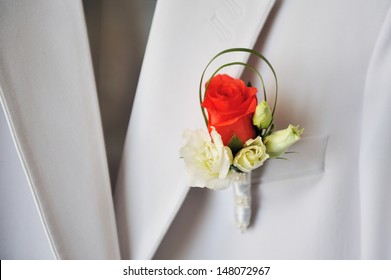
[253,100,272,129]
[180,127,233,190]
[233,136,269,172]
[264,125,304,158]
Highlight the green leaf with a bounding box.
[230,165,243,173]
[227,134,244,156]
[199,48,279,129]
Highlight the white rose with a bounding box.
[233,136,269,172]
[180,127,233,189]
[264,124,304,158]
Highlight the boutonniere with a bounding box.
[180,48,303,231]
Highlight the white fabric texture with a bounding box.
[1,0,391,260]
[0,107,53,259]
[114,0,276,259]
[359,5,391,259]
[0,0,120,259]
[153,0,391,259]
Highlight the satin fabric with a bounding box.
[0,105,53,259]
[0,0,119,259]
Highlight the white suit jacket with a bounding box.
[1,0,391,259]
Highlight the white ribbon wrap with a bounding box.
[232,172,252,232]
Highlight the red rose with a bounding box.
[202,74,258,145]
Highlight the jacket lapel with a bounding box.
[0,0,120,259]
[114,0,276,259]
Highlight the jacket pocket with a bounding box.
[252,135,329,184]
